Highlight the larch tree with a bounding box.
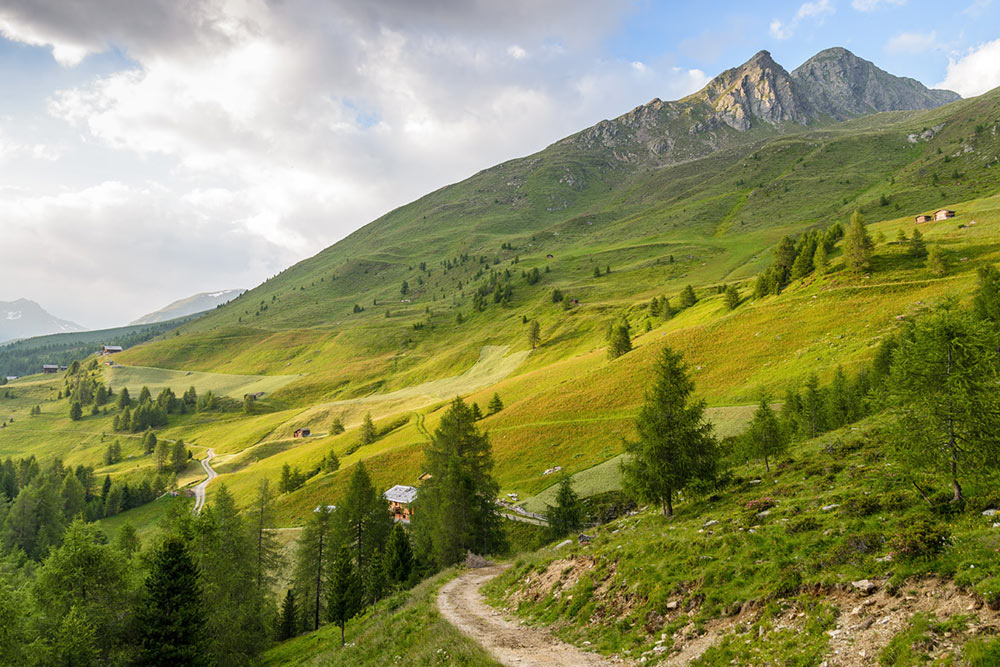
[842,210,874,273]
[679,284,697,308]
[879,304,1000,504]
[384,523,414,589]
[724,285,740,310]
[620,346,718,516]
[327,547,361,646]
[359,413,377,445]
[527,319,541,349]
[547,475,583,537]
[294,505,333,631]
[334,462,391,580]
[743,396,788,472]
[413,397,505,568]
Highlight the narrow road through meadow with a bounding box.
[192,448,217,514]
[437,565,621,667]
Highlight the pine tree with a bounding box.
[142,428,156,454]
[790,240,815,279]
[413,397,505,568]
[364,547,388,612]
[801,373,825,439]
[972,265,1000,325]
[359,413,377,445]
[69,401,82,421]
[773,235,797,276]
[743,396,788,472]
[136,536,205,666]
[277,589,298,641]
[547,476,583,537]
[116,522,140,558]
[896,228,908,244]
[250,478,283,593]
[470,402,483,421]
[327,547,361,646]
[527,319,541,349]
[331,416,345,435]
[487,392,504,414]
[842,210,874,273]
[115,387,130,410]
[171,439,187,472]
[679,284,697,308]
[155,439,171,473]
[724,285,740,310]
[620,346,718,516]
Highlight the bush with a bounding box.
[975,577,1000,611]
[889,519,950,561]
[830,530,884,565]
[842,495,881,517]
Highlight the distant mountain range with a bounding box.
[0,299,84,344]
[130,289,246,325]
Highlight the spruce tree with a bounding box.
[547,476,583,537]
[136,536,205,666]
[927,245,949,276]
[842,210,874,273]
[470,402,483,421]
[277,589,297,641]
[142,428,157,454]
[487,392,504,414]
[801,373,825,439]
[413,397,505,567]
[620,346,718,516]
[335,462,392,577]
[813,243,829,275]
[973,265,1000,325]
[69,401,82,421]
[331,416,345,435]
[327,547,361,646]
[115,387,130,410]
[171,439,187,472]
[384,523,414,589]
[607,324,632,359]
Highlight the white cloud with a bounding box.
[964,0,993,15]
[885,31,936,55]
[770,0,834,40]
[0,0,715,326]
[797,0,835,19]
[937,39,1000,97]
[852,0,906,11]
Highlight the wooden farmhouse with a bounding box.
[384,484,418,523]
[101,345,123,355]
[41,365,59,374]
[934,209,956,221]
[293,428,311,438]
[915,214,932,223]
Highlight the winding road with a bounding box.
[192,448,217,514]
[438,565,619,667]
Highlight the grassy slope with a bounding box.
[484,417,1000,665]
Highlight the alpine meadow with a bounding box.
[6,20,1000,667]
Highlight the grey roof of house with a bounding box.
[383,485,418,504]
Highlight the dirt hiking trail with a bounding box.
[438,565,624,666]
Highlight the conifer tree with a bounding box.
[384,523,414,589]
[607,324,632,359]
[413,397,505,567]
[908,228,928,258]
[359,413,377,445]
[364,547,387,612]
[115,387,130,410]
[801,373,825,439]
[724,285,740,310]
[142,428,157,454]
[171,439,187,473]
[527,319,541,349]
[973,265,1000,325]
[620,346,718,516]
[879,305,1000,504]
[155,439,171,473]
[547,476,583,537]
[487,392,504,414]
[927,245,949,276]
[842,210,874,273]
[813,242,829,275]
[327,547,361,646]
[679,284,697,308]
[330,416,345,434]
[250,478,282,593]
[335,462,392,577]
[69,401,82,421]
[743,396,788,472]
[470,402,483,421]
[277,589,297,641]
[136,536,205,666]
[294,505,333,631]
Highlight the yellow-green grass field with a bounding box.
[103,364,301,399]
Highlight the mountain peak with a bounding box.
[695,48,806,130]
[791,47,960,119]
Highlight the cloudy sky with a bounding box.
[1,0,999,328]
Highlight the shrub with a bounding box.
[975,578,1000,611]
[889,519,950,561]
[842,495,882,517]
[830,530,884,565]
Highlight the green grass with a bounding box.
[104,364,301,399]
[261,570,501,666]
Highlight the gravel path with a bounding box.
[192,448,217,514]
[437,565,621,667]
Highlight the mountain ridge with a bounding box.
[0,298,84,344]
[129,289,246,325]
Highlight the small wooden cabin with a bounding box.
[915,214,932,223]
[293,428,311,438]
[384,484,418,522]
[101,345,123,355]
[42,365,59,374]
[934,209,956,221]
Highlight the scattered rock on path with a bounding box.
[853,579,878,595]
